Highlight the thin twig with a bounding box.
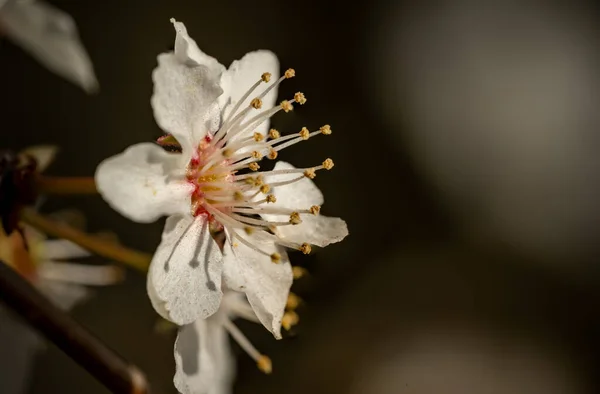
[35,175,98,195]
[0,260,150,394]
[21,208,151,272]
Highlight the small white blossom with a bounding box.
[0,0,98,92]
[174,291,271,394]
[95,19,348,337]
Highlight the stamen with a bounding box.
[286,293,302,310]
[271,252,281,263]
[248,162,260,171]
[257,355,273,374]
[261,72,271,82]
[222,318,264,362]
[299,127,310,140]
[285,68,296,78]
[294,92,307,105]
[269,128,280,139]
[280,100,293,113]
[322,158,334,169]
[310,205,321,215]
[282,311,299,330]
[254,132,265,141]
[250,98,262,109]
[320,124,332,134]
[292,266,308,279]
[299,243,311,254]
[289,212,302,225]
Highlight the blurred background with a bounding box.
[2,0,600,393]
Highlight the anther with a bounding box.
[299,127,310,140]
[234,191,244,201]
[260,184,270,194]
[269,128,280,139]
[270,253,281,263]
[322,158,334,170]
[248,162,260,171]
[254,175,264,186]
[309,205,321,215]
[294,92,307,105]
[257,355,273,374]
[284,68,296,79]
[299,243,311,254]
[303,168,316,179]
[261,72,272,82]
[286,293,302,310]
[289,212,302,225]
[266,194,277,203]
[253,132,264,141]
[282,311,299,331]
[280,100,293,112]
[244,226,254,235]
[251,151,263,159]
[267,149,278,160]
[320,124,332,135]
[251,98,262,109]
[292,266,308,279]
[222,149,233,158]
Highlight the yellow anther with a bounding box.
[280,100,293,112]
[261,72,272,82]
[292,266,308,279]
[266,194,277,203]
[322,158,334,170]
[251,151,263,159]
[251,98,262,109]
[286,293,302,310]
[253,132,264,142]
[244,226,254,235]
[267,149,278,160]
[257,355,273,374]
[289,212,302,225]
[269,128,280,139]
[270,252,281,263]
[245,177,256,185]
[299,243,311,254]
[260,184,270,194]
[303,168,316,179]
[234,191,244,201]
[254,175,264,186]
[282,311,299,331]
[309,205,321,215]
[299,127,310,140]
[294,92,307,105]
[248,162,260,171]
[285,68,296,78]
[320,124,332,135]
[222,148,233,158]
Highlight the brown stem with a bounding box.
[20,208,151,273]
[0,260,150,394]
[35,176,98,195]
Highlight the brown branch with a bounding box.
[20,208,151,273]
[34,175,98,195]
[0,260,150,394]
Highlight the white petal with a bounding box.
[265,161,324,207]
[41,239,90,260]
[275,215,349,248]
[220,50,280,136]
[223,238,292,339]
[170,19,225,77]
[37,261,123,286]
[262,161,348,247]
[36,281,89,310]
[174,318,234,394]
[0,1,98,92]
[148,215,223,325]
[151,53,223,152]
[95,143,193,223]
[20,145,58,173]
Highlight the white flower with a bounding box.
[0,221,123,310]
[0,0,98,92]
[174,291,271,394]
[95,19,348,337]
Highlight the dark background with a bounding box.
[2,0,600,393]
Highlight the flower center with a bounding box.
[184,69,334,261]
